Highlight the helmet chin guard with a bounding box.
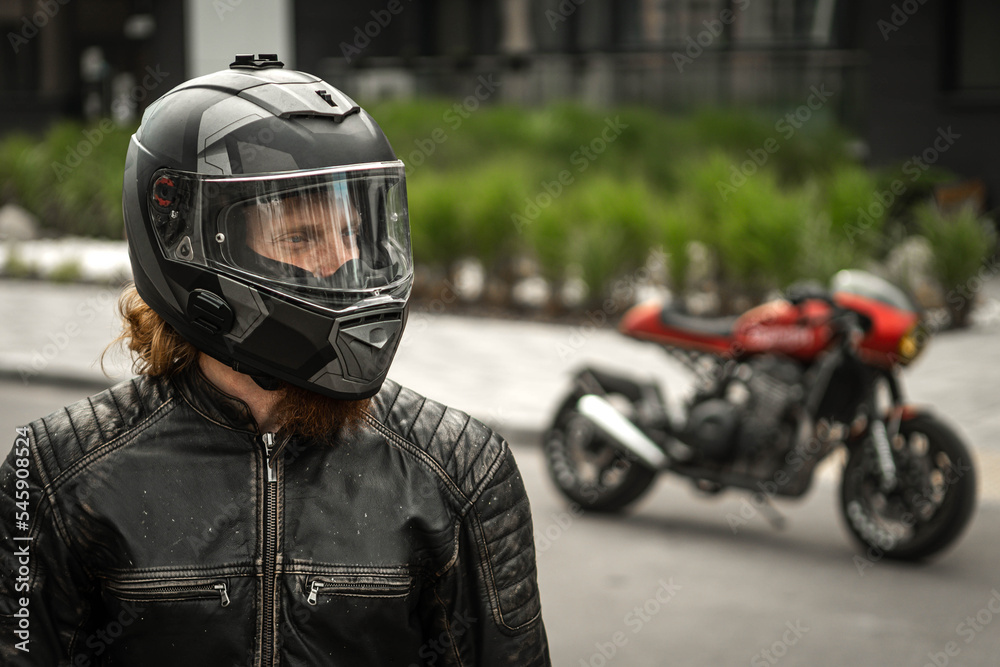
[123,56,412,400]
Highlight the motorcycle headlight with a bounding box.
[897,323,929,366]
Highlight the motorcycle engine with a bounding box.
[682,355,804,465]
[735,356,804,462]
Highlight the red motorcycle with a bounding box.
[543,270,976,560]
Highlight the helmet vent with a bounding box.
[230,53,285,70]
[316,90,336,107]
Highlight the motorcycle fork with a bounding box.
[856,371,905,492]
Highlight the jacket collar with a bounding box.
[172,365,259,433]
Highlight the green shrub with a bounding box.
[1,246,36,279]
[825,165,885,255]
[653,194,697,294]
[797,204,865,285]
[670,152,874,309]
[678,154,781,301]
[524,201,573,284]
[688,108,775,161]
[566,176,658,299]
[456,159,532,273]
[874,163,960,232]
[687,106,854,185]
[409,158,535,274]
[915,202,997,327]
[407,171,467,268]
[0,120,134,239]
[49,259,83,283]
[715,171,813,301]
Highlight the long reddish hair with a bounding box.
[105,284,199,377]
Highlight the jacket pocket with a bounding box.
[305,573,412,605]
[104,577,231,607]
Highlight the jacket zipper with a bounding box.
[306,574,412,605]
[105,579,230,607]
[306,581,323,605]
[261,432,279,665]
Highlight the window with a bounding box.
[1,19,41,92]
[947,0,1000,99]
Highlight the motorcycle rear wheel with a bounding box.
[840,413,977,561]
[543,391,658,512]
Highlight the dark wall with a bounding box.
[144,2,186,105]
[0,0,185,131]
[858,0,1000,207]
[295,0,503,71]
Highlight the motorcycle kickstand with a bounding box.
[753,494,787,531]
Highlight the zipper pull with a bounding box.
[262,432,277,483]
[307,581,324,606]
[214,582,231,607]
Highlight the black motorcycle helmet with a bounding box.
[123,54,412,400]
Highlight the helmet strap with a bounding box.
[251,373,283,391]
[231,359,283,391]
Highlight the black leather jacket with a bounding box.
[0,369,550,665]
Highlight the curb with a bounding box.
[0,367,115,393]
[485,424,546,447]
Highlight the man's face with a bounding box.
[243,191,360,278]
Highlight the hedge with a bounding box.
[1,103,991,316]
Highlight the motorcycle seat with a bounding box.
[658,308,738,337]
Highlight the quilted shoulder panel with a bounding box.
[27,376,174,486]
[369,379,506,505]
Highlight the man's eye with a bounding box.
[278,233,308,245]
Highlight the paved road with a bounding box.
[519,436,1000,667]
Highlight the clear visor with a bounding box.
[148,162,411,297]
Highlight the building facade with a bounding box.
[1,0,997,204]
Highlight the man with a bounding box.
[242,187,361,281]
[0,55,550,665]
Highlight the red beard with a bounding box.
[272,383,371,440]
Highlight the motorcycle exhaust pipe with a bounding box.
[576,394,669,469]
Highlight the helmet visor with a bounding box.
[148,161,411,299]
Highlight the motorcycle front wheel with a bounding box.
[840,413,977,561]
[543,390,658,512]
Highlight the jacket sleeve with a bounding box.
[447,443,551,666]
[0,426,96,665]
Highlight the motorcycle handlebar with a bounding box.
[784,290,871,346]
[784,282,833,306]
